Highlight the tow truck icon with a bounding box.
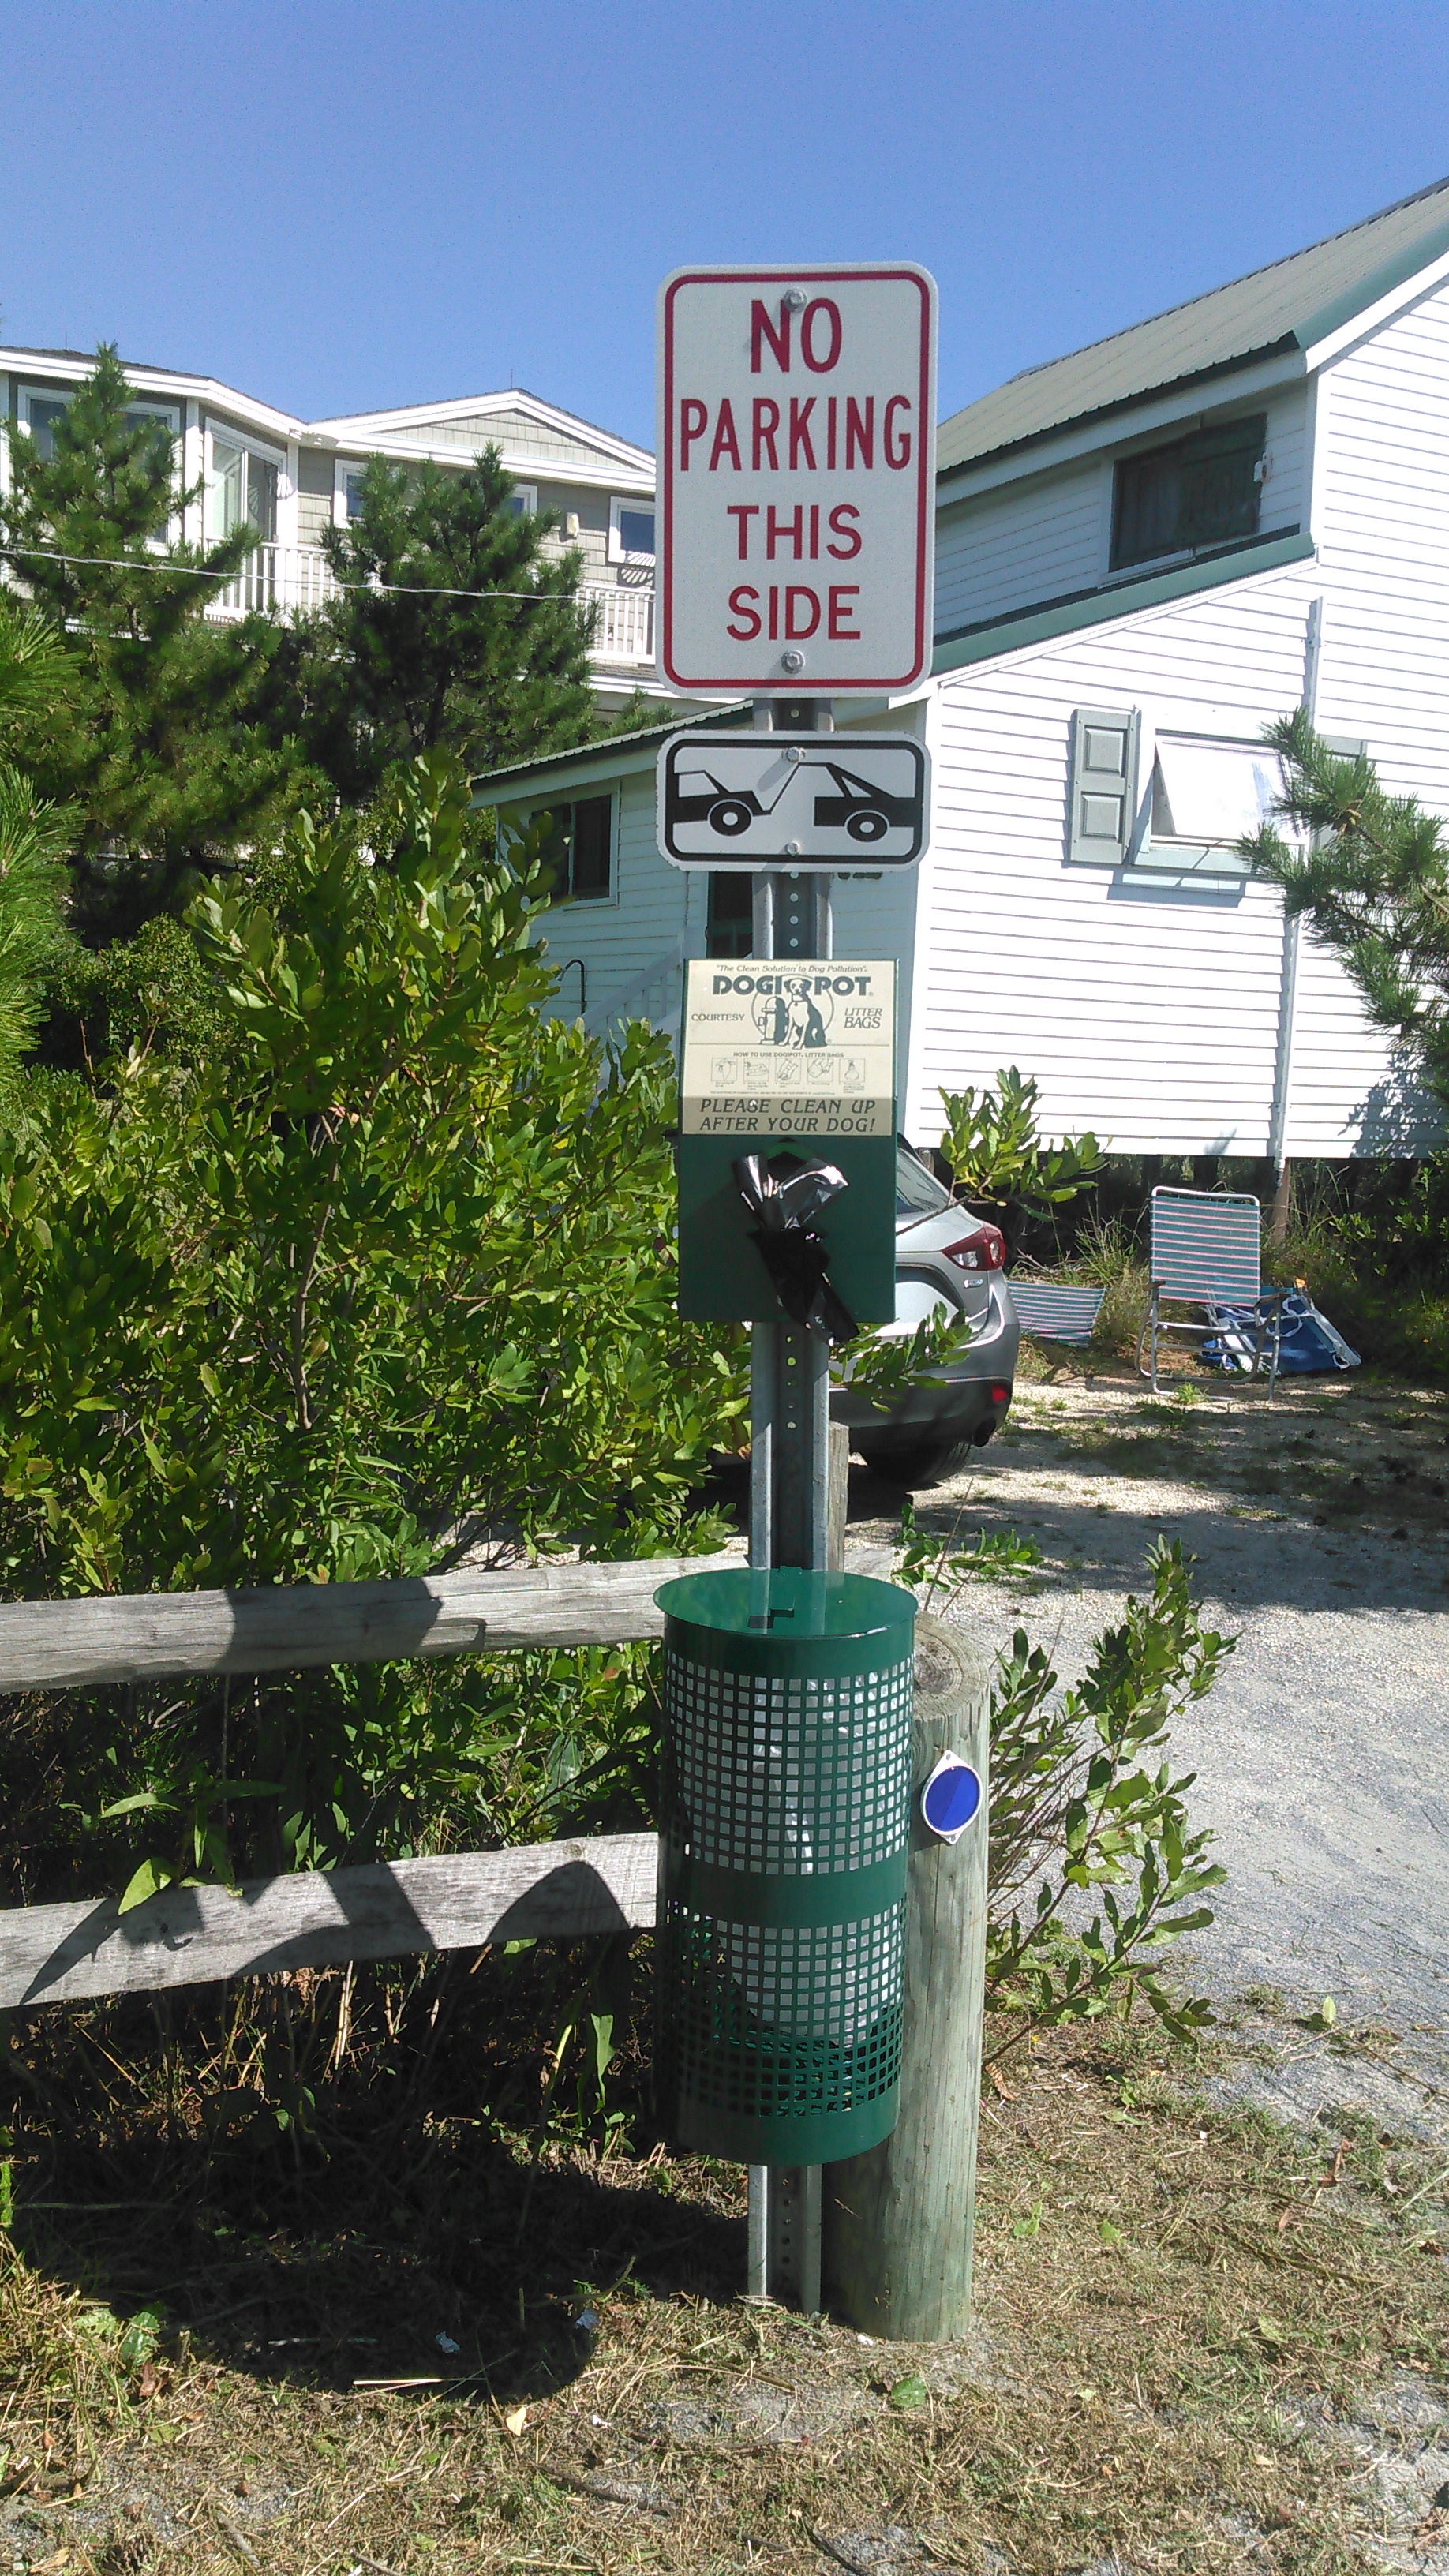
[668,757,919,846]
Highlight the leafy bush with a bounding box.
[893,1524,1230,2042]
[937,1065,1104,1250]
[0,756,744,1898]
[983,1541,1230,2045]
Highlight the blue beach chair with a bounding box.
[1136,1186,1288,1395]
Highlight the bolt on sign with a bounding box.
[657,265,937,695]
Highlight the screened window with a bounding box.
[1110,414,1266,571]
[608,496,656,565]
[542,796,612,902]
[209,435,279,544]
[706,871,753,958]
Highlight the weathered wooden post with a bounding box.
[823,1610,991,2339]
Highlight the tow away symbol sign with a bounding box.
[657,264,936,693]
[658,732,928,870]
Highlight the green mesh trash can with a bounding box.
[654,1567,915,2166]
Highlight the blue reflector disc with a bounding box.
[920,1754,983,1841]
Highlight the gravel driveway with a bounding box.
[848,1368,1449,2139]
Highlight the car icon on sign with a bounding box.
[668,767,792,837]
[811,762,921,844]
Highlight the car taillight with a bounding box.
[943,1223,1005,1272]
[990,1381,1011,1407]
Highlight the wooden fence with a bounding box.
[0,1546,887,2013]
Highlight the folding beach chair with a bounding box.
[1136,1187,1288,1394]
[1008,1282,1106,1347]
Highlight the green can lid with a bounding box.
[654,1566,914,1646]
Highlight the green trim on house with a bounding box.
[930,529,1315,678]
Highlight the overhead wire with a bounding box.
[0,542,597,607]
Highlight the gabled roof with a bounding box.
[939,172,1449,477]
[0,343,305,440]
[305,386,653,474]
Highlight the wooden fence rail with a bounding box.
[0,1551,748,1693]
[0,1546,890,2012]
[0,1835,659,2012]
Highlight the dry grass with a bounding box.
[0,2010,1444,2576]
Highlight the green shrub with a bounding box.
[894,1527,1229,2042]
[0,756,744,1896]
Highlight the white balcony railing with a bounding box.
[211,543,341,619]
[206,549,657,665]
[582,579,655,664]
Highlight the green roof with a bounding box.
[939,173,1449,479]
[471,700,749,800]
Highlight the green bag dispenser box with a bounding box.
[654,1566,915,2166]
[675,957,899,1327]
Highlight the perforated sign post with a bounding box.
[657,264,936,695]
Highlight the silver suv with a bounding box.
[830,1139,1019,1478]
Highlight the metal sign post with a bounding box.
[745,695,832,2313]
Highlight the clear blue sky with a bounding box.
[5,0,1449,447]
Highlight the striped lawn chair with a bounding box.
[1136,1186,1287,1394]
[1008,1282,1106,1347]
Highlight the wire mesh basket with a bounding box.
[654,1567,915,2165]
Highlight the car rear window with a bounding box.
[895,1140,952,1217]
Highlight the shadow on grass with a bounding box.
[3,1953,741,2409]
[13,2128,742,2407]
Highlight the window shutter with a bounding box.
[1068,707,1140,866]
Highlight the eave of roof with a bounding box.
[937,174,1449,482]
[471,702,750,802]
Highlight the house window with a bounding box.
[608,496,655,566]
[339,465,368,522]
[17,384,178,466]
[541,796,613,902]
[208,431,279,545]
[504,484,537,519]
[1149,737,1284,852]
[706,873,753,958]
[1110,414,1267,572]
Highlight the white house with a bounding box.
[477,174,1449,1169]
[0,354,665,712]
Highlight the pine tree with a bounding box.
[301,447,610,800]
[0,603,76,1095]
[1245,708,1449,1104]
[0,346,310,942]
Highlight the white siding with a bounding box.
[911,555,1406,1157]
[934,459,1105,635]
[517,770,691,1033]
[932,386,1309,643]
[1314,277,1449,806]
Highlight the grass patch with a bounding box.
[0,2012,1443,2575]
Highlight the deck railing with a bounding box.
[205,552,657,664]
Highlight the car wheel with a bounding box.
[845,808,889,843]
